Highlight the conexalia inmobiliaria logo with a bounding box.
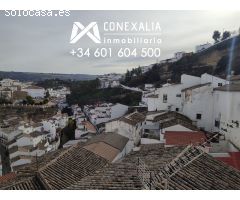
[70,22,101,44]
[69,21,162,59]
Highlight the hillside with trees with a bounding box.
[66,79,141,106]
[122,34,240,87]
[36,78,141,106]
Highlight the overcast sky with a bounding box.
[0,10,240,75]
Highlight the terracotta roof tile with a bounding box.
[216,152,240,171]
[165,131,206,146]
[86,132,129,151]
[0,173,16,185]
[84,142,120,162]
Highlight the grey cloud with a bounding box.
[0,10,240,75]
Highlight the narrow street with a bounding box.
[0,143,11,175]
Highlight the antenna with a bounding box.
[137,133,219,189]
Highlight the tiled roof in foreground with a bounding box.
[1,177,43,190]
[38,144,108,189]
[84,142,120,162]
[67,144,185,189]
[67,144,240,190]
[1,143,108,190]
[0,173,16,186]
[68,163,142,190]
[85,132,129,151]
[165,131,206,146]
[166,153,240,189]
[2,143,240,190]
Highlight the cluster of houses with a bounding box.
[47,87,70,109]
[1,71,240,188]
[0,78,46,101]
[98,73,122,88]
[0,78,70,106]
[141,73,240,153]
[83,103,129,126]
[0,81,72,175]
[1,122,240,189]
[0,111,69,173]
[64,105,97,146]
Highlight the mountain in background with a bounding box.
[0,71,97,82]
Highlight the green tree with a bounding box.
[125,69,131,82]
[222,31,231,41]
[212,30,221,43]
[45,91,50,98]
[43,98,49,104]
[26,96,34,105]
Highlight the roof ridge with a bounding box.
[38,144,79,172]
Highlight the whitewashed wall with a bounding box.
[182,85,214,131]
[213,90,240,149]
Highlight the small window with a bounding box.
[218,83,223,87]
[163,94,168,103]
[176,94,181,97]
[196,113,202,120]
[176,108,179,112]
[215,120,220,128]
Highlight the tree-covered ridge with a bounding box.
[66,79,141,106]
[122,35,240,87]
[36,79,141,106]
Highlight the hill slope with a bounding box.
[0,71,97,82]
[123,35,240,87]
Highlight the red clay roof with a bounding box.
[84,142,120,162]
[0,172,16,184]
[165,131,206,146]
[216,152,240,171]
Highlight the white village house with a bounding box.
[195,42,212,53]
[84,103,128,125]
[142,74,201,112]
[105,111,145,146]
[213,84,240,149]
[182,74,229,131]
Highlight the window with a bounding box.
[196,113,202,120]
[176,108,179,112]
[215,120,220,128]
[163,94,167,103]
[176,94,181,97]
[218,83,223,87]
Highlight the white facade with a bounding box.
[174,51,185,61]
[160,124,196,141]
[142,73,228,131]
[143,74,201,112]
[84,103,128,125]
[182,83,214,131]
[105,112,145,146]
[213,88,240,149]
[156,84,183,112]
[200,73,229,88]
[99,73,122,88]
[42,113,68,140]
[195,42,212,53]
[48,87,70,98]
[106,120,142,145]
[144,84,155,91]
[182,74,229,131]
[0,79,19,87]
